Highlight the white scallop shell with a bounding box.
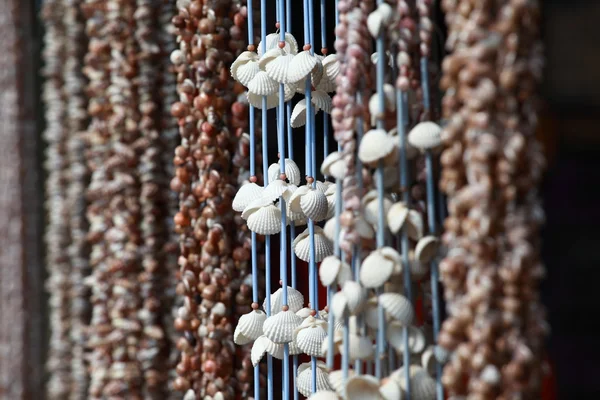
[330,291,349,321]
[346,375,382,400]
[258,47,284,70]
[236,60,261,86]
[265,53,295,83]
[295,59,324,92]
[360,248,396,288]
[368,84,396,125]
[247,204,282,235]
[293,227,334,262]
[314,180,329,193]
[287,206,307,225]
[262,179,293,202]
[407,122,443,150]
[297,362,332,397]
[415,236,439,263]
[289,338,303,356]
[295,320,328,356]
[320,329,343,358]
[316,75,336,93]
[257,32,299,57]
[300,189,329,222]
[320,256,352,287]
[363,297,382,329]
[289,185,311,213]
[323,218,338,242]
[264,286,305,315]
[339,334,375,361]
[263,310,303,344]
[251,335,284,365]
[323,54,340,82]
[370,51,393,67]
[367,9,386,38]
[387,202,409,234]
[268,158,302,185]
[241,196,273,220]
[312,90,333,113]
[290,98,316,128]
[358,129,396,165]
[421,346,436,376]
[321,152,346,180]
[307,391,341,400]
[364,196,393,228]
[288,50,319,83]
[231,51,259,79]
[389,127,419,160]
[247,71,279,96]
[379,379,403,400]
[407,210,424,240]
[328,369,355,398]
[354,216,376,239]
[296,307,313,319]
[342,281,367,315]
[326,191,336,219]
[397,366,436,400]
[232,182,264,212]
[387,323,426,354]
[379,293,414,326]
[246,92,279,110]
[234,310,266,345]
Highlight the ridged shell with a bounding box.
[407,122,443,150]
[415,236,439,263]
[247,91,279,110]
[312,90,333,113]
[263,310,303,343]
[319,256,352,287]
[368,84,396,125]
[293,227,333,262]
[364,196,393,228]
[421,346,436,376]
[300,189,329,222]
[263,179,293,202]
[234,310,266,345]
[406,210,424,240]
[387,323,426,354]
[287,206,307,225]
[370,51,393,67]
[289,185,310,213]
[346,375,382,400]
[295,59,324,92]
[342,281,367,314]
[241,196,273,220]
[379,379,403,400]
[316,75,336,93]
[389,127,418,160]
[264,286,305,315]
[397,366,436,400]
[257,32,299,57]
[315,180,328,193]
[358,129,396,164]
[387,202,409,234]
[320,329,343,358]
[360,249,395,288]
[296,307,313,319]
[288,50,319,83]
[379,293,414,326]
[328,369,355,397]
[297,362,332,397]
[258,47,284,70]
[295,321,328,356]
[323,218,338,242]
[268,158,302,185]
[236,60,260,86]
[321,151,346,180]
[231,51,259,80]
[364,297,381,329]
[251,335,284,365]
[247,71,279,96]
[323,54,340,82]
[232,182,264,212]
[265,53,295,83]
[307,391,341,400]
[326,191,336,219]
[339,334,375,361]
[330,291,349,321]
[291,98,317,128]
[289,339,303,356]
[247,204,282,235]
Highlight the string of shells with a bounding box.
[438,0,547,398]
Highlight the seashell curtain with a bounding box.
[30,0,547,399]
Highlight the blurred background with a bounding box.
[1,0,599,399]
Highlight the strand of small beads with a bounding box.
[42,1,74,398]
[170,1,246,398]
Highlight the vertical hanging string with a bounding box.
[320,0,329,179]
[277,2,291,399]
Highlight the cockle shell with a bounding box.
[421,346,436,376]
[320,329,343,358]
[236,60,261,86]
[371,51,393,67]
[387,323,426,354]
[233,182,264,212]
[234,310,266,345]
[379,293,414,326]
[231,51,259,79]
[263,310,303,343]
[247,91,279,110]
[328,369,355,397]
[263,179,293,202]
[288,50,319,83]
[307,391,341,400]
[247,204,282,235]
[300,189,329,221]
[251,336,284,366]
[291,98,318,128]
[293,226,334,262]
[389,127,418,160]
[339,334,375,361]
[323,54,340,82]
[407,121,443,151]
[379,379,403,400]
[368,84,396,125]
[317,75,336,93]
[258,47,284,70]
[241,196,273,220]
[323,218,338,242]
[387,202,409,234]
[289,185,310,213]
[296,307,313,319]
[319,256,352,287]
[294,316,328,356]
[346,375,382,400]
[321,152,346,180]
[257,32,299,57]
[312,90,333,113]
[297,362,332,397]
[364,297,383,329]
[360,247,401,288]
[289,339,303,356]
[407,210,424,240]
[264,286,305,315]
[397,366,436,400]
[415,236,439,263]
[247,71,279,96]
[358,129,396,165]
[331,291,349,321]
[268,158,302,185]
[325,185,337,219]
[342,281,367,314]
[367,2,393,38]
[314,180,329,193]
[287,206,307,226]
[364,196,393,228]
[265,53,295,83]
